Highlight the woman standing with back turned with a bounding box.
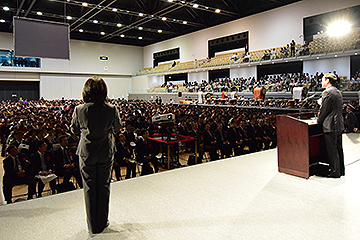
[71,76,121,234]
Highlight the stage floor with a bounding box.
[1,133,360,239]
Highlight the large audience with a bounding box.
[163,71,349,93]
[1,95,358,203]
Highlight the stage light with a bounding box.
[3,6,10,11]
[162,17,167,21]
[0,19,5,23]
[215,9,221,13]
[66,16,72,20]
[79,29,84,32]
[37,12,43,15]
[82,2,88,7]
[120,34,125,37]
[183,21,187,24]
[327,20,351,37]
[117,23,122,27]
[193,4,199,8]
[158,29,162,33]
[93,20,98,23]
[100,32,105,35]
[138,36,143,40]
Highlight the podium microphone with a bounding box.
[302,93,318,102]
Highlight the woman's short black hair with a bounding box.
[82,76,108,103]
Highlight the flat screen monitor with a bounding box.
[14,17,70,60]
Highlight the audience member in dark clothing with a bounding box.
[2,145,35,203]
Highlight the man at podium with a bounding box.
[317,73,344,178]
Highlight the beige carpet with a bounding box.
[0,133,360,239]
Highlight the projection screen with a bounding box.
[14,17,70,60]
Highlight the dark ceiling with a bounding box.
[0,0,301,47]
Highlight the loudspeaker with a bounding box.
[178,92,182,97]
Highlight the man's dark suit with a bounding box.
[318,85,345,177]
[227,127,243,156]
[30,151,56,196]
[214,129,231,158]
[2,153,35,203]
[202,130,219,161]
[71,102,121,234]
[115,141,136,179]
[135,137,159,175]
[53,147,83,188]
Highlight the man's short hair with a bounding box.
[324,73,338,86]
[57,135,67,143]
[6,145,17,153]
[37,139,47,149]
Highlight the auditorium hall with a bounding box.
[1,0,360,239]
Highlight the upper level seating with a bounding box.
[309,31,360,54]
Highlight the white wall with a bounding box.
[0,32,143,99]
[143,0,360,68]
[188,71,208,83]
[40,74,131,100]
[230,66,257,79]
[303,57,351,78]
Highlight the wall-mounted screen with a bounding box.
[14,17,70,60]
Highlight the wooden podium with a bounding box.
[277,113,327,179]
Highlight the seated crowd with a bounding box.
[169,71,344,93]
[1,94,358,203]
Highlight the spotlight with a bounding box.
[162,17,167,21]
[327,20,351,37]
[82,2,88,7]
[66,16,72,20]
[3,6,10,11]
[100,32,105,35]
[117,23,122,27]
[193,4,199,8]
[138,26,143,30]
[112,8,117,12]
[139,13,144,17]
[120,34,125,37]
[93,20,98,23]
[0,19,5,23]
[37,12,43,15]
[215,9,221,13]
[79,29,84,32]
[138,36,143,40]
[158,29,162,33]
[183,21,187,24]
